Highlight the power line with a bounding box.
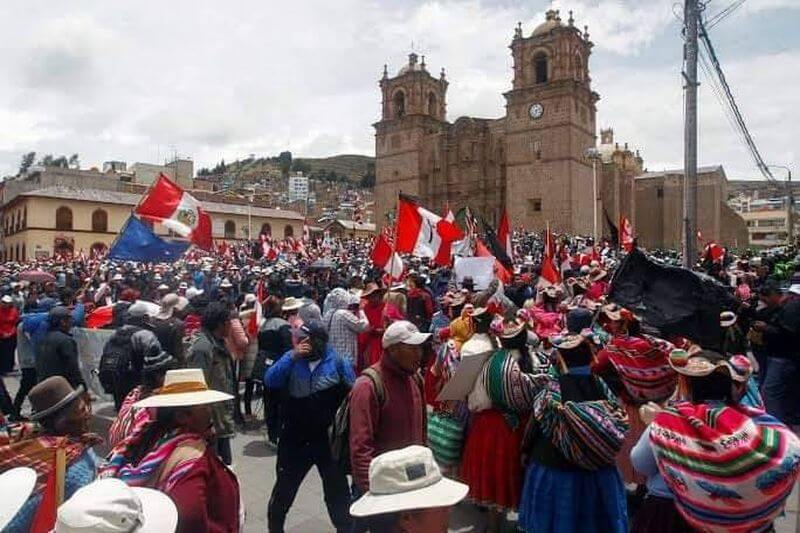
[706,0,747,28]
[697,17,775,181]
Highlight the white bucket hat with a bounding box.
[134,368,233,408]
[0,467,36,530]
[350,445,467,517]
[55,478,177,533]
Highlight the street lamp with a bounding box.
[766,164,794,245]
[584,147,602,242]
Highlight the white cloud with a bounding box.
[0,0,795,184]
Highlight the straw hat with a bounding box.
[281,297,303,312]
[499,319,526,339]
[0,467,36,530]
[720,311,737,328]
[134,369,233,408]
[361,282,385,298]
[350,446,467,517]
[55,478,177,533]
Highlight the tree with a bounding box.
[291,159,311,174]
[278,151,292,176]
[359,171,376,188]
[18,152,36,175]
[68,154,79,169]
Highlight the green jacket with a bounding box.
[188,328,235,438]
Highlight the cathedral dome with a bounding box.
[532,9,562,36]
[398,52,426,76]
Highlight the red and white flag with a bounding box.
[703,241,726,263]
[619,215,634,252]
[538,222,562,288]
[135,174,212,249]
[371,228,403,278]
[475,238,512,284]
[497,209,513,261]
[395,194,463,266]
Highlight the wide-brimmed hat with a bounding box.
[28,376,84,421]
[0,467,36,530]
[499,319,526,339]
[449,294,466,307]
[470,306,489,318]
[55,478,177,533]
[720,311,737,328]
[281,297,303,312]
[156,284,170,291]
[542,285,559,298]
[668,349,751,383]
[134,369,233,409]
[350,445,467,517]
[361,282,385,298]
[550,332,589,351]
[219,278,233,289]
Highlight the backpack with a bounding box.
[97,327,139,394]
[330,367,384,475]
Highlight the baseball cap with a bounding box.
[382,320,432,349]
[295,319,328,342]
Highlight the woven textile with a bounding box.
[650,401,800,533]
[427,412,464,466]
[602,334,676,404]
[530,374,629,470]
[107,386,152,448]
[100,422,205,492]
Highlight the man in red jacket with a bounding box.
[349,320,430,531]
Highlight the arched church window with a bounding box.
[393,91,406,119]
[533,52,548,84]
[427,92,437,117]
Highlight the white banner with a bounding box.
[454,256,495,291]
[73,327,115,401]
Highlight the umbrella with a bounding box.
[18,270,56,284]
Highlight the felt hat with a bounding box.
[134,369,233,408]
[28,376,84,421]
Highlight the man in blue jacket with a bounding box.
[265,319,355,533]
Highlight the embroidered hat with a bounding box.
[134,369,233,408]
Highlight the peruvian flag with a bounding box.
[135,174,213,249]
[619,215,634,252]
[703,241,726,263]
[538,223,561,287]
[497,209,513,261]
[395,194,463,266]
[371,229,403,278]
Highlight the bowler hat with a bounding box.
[28,376,84,421]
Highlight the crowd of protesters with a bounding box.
[0,232,797,532]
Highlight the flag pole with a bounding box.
[388,191,400,282]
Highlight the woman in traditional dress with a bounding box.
[592,304,676,485]
[3,377,100,532]
[518,333,629,533]
[459,319,538,532]
[631,350,800,533]
[101,368,241,533]
[357,283,386,372]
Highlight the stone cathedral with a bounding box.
[374,9,601,233]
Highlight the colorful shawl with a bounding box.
[601,334,676,404]
[101,422,206,493]
[0,425,101,495]
[650,402,800,533]
[107,387,153,449]
[530,374,629,470]
[483,349,537,429]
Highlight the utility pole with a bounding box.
[682,0,699,269]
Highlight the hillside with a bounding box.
[296,154,374,182]
[198,153,374,185]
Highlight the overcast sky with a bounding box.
[0,0,797,181]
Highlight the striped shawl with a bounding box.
[602,334,677,404]
[650,401,800,533]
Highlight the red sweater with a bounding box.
[0,305,18,339]
[167,447,240,533]
[349,356,426,491]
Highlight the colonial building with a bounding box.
[596,128,642,232]
[1,185,303,262]
[374,9,605,234]
[634,165,748,250]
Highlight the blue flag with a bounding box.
[108,216,190,262]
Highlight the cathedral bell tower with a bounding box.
[374,53,448,226]
[503,9,599,234]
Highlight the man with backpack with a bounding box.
[348,320,430,530]
[264,319,355,533]
[98,302,150,410]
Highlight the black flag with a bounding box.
[603,208,619,249]
[608,248,735,351]
[480,218,513,270]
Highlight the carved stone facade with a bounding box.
[374,9,602,234]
